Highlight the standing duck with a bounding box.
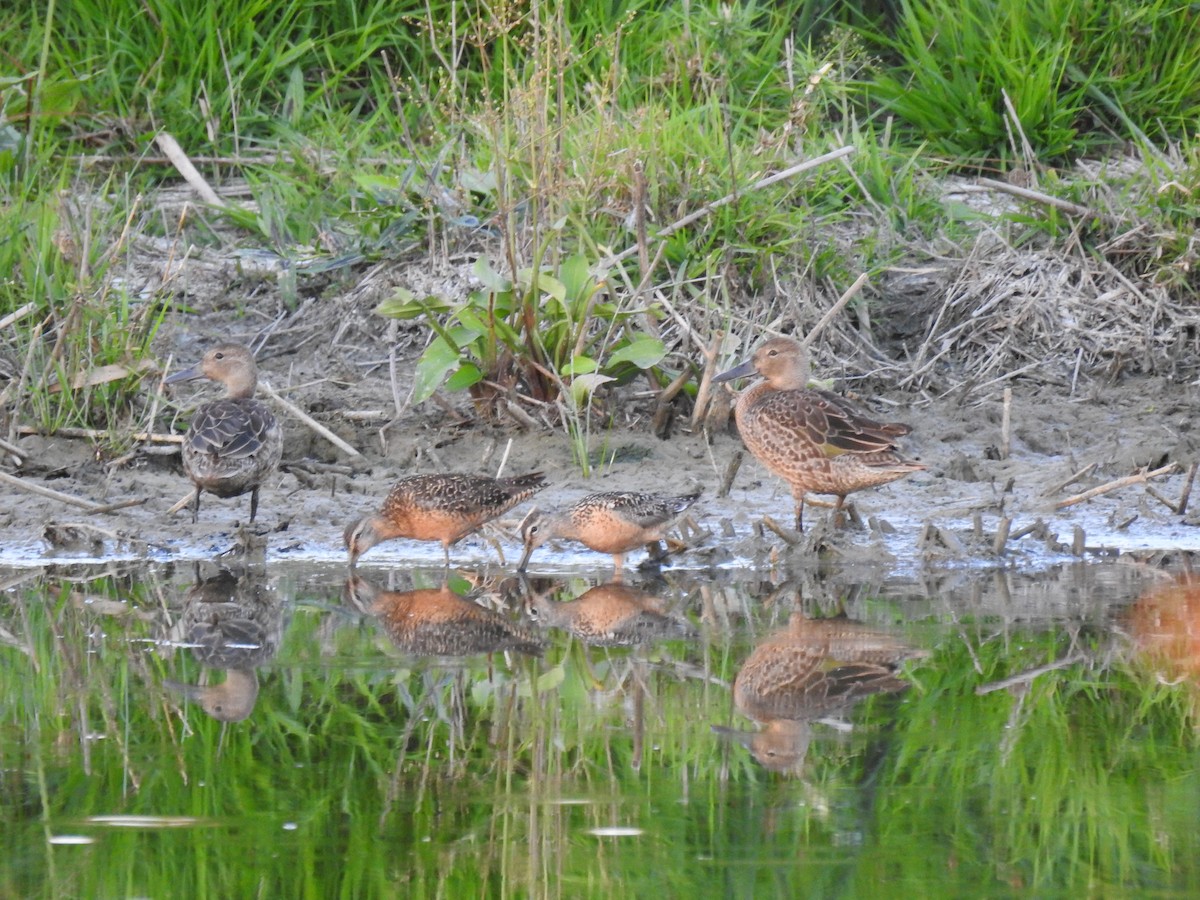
[166,343,283,523]
[713,337,924,532]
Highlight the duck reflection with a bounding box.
[717,614,924,774]
[344,575,542,658]
[524,581,695,646]
[164,566,282,722]
[1123,572,1200,685]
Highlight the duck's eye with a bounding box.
[214,352,225,360]
[768,349,779,357]
[529,524,540,535]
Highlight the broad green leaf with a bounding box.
[353,173,406,203]
[376,289,451,320]
[411,339,460,403]
[607,336,666,369]
[446,363,483,392]
[473,257,512,292]
[560,254,598,302]
[560,355,598,376]
[570,372,615,409]
[519,268,567,302]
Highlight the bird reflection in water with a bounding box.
[164,566,283,722]
[716,613,925,774]
[1123,571,1200,691]
[524,580,695,647]
[344,575,543,658]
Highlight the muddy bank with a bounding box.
[5,360,1199,571]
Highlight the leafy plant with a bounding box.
[376,252,666,417]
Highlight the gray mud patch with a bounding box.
[5,368,1200,573]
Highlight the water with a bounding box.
[3,555,1199,897]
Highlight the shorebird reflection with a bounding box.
[344,575,542,658]
[716,613,925,774]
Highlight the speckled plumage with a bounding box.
[518,490,701,572]
[713,337,924,531]
[525,582,695,646]
[166,344,282,523]
[722,615,924,772]
[344,576,543,657]
[344,472,547,567]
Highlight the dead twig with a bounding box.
[1055,463,1179,509]
[155,132,226,207]
[800,272,870,350]
[17,425,183,444]
[690,332,724,429]
[976,177,1097,220]
[599,146,855,269]
[1041,462,1097,497]
[717,450,744,499]
[0,470,141,514]
[257,380,362,458]
[1179,461,1199,516]
[975,653,1087,695]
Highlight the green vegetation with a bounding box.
[3,564,1199,896]
[2,0,1199,451]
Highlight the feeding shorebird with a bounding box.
[343,472,547,568]
[518,490,701,573]
[165,343,283,523]
[713,337,924,531]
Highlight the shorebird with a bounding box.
[713,337,924,531]
[343,472,547,567]
[518,490,701,573]
[166,343,283,523]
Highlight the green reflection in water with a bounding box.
[1,562,1198,898]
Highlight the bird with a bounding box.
[712,337,924,532]
[343,472,547,568]
[165,343,283,523]
[716,614,924,772]
[524,581,695,646]
[343,576,543,657]
[518,490,701,573]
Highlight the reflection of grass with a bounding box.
[4,570,1200,896]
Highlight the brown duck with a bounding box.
[713,337,924,531]
[344,472,547,568]
[166,343,283,523]
[518,490,700,573]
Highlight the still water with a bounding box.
[3,555,1199,898]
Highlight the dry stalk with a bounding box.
[257,380,362,458]
[0,470,139,513]
[598,145,855,269]
[1055,463,1179,509]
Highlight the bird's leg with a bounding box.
[442,543,451,568]
[832,495,845,529]
[613,553,625,581]
[249,486,259,523]
[794,493,806,533]
[192,489,202,524]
